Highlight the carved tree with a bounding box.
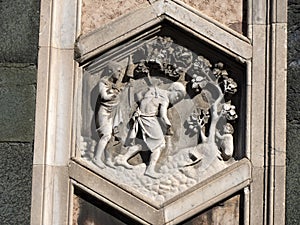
[131,36,238,161]
[186,59,238,161]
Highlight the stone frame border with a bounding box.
[31,0,287,224]
[69,158,251,224]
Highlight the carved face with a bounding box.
[224,123,234,134]
[168,82,186,104]
[107,63,123,81]
[168,89,184,105]
[112,66,122,80]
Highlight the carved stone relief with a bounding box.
[80,36,243,204]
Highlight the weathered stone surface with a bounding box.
[81,0,149,35]
[69,159,250,224]
[0,64,36,142]
[73,189,141,225]
[287,1,300,225]
[181,0,243,33]
[0,1,39,225]
[81,0,243,35]
[286,126,300,225]
[0,63,37,85]
[31,165,70,225]
[0,142,33,225]
[0,0,40,63]
[73,189,241,225]
[180,194,240,224]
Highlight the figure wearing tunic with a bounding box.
[129,86,170,151]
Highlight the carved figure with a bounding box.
[93,62,124,168]
[116,82,186,178]
[216,123,234,159]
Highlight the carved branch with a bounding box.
[208,83,224,143]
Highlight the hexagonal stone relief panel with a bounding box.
[77,31,249,206]
[73,2,252,223]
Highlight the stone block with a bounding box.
[31,165,70,225]
[33,47,50,164]
[287,93,300,123]
[0,142,33,225]
[275,0,287,23]
[250,167,265,224]
[30,165,45,225]
[81,0,244,35]
[286,125,300,225]
[0,64,36,142]
[81,0,150,35]
[0,0,40,63]
[252,0,267,25]
[164,159,251,223]
[69,160,162,224]
[73,189,149,225]
[274,166,286,225]
[181,0,243,33]
[286,2,300,224]
[77,1,252,64]
[250,25,267,168]
[77,4,162,63]
[39,0,78,49]
[0,63,37,85]
[287,10,300,124]
[33,48,74,166]
[180,194,240,224]
[273,23,287,167]
[287,66,300,93]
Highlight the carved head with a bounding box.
[106,62,123,81]
[223,123,234,134]
[168,82,186,105]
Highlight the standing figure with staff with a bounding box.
[93,58,133,168]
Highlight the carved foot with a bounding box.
[92,158,106,169]
[144,170,162,179]
[115,156,134,169]
[105,159,116,169]
[217,150,223,160]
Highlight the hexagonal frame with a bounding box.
[72,1,252,223]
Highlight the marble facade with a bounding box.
[31,1,287,224]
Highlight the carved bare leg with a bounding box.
[105,152,116,168]
[144,143,165,179]
[93,134,111,169]
[104,138,116,168]
[115,144,142,169]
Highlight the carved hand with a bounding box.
[166,125,174,136]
